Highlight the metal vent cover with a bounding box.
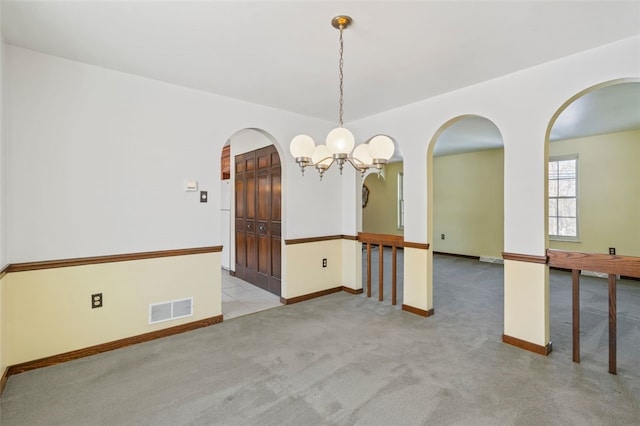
[149,297,193,324]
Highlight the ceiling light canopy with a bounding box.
[290,16,394,179]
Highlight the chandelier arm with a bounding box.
[347,157,369,177]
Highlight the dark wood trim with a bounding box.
[342,234,358,241]
[280,287,342,304]
[6,315,223,377]
[0,264,8,280]
[341,286,364,294]
[0,367,8,397]
[502,252,547,264]
[284,235,344,245]
[229,270,236,277]
[404,241,430,250]
[7,246,223,273]
[434,251,479,260]
[547,249,640,278]
[572,269,580,363]
[502,334,552,356]
[358,232,404,246]
[621,275,640,281]
[402,304,434,317]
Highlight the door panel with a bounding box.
[235,145,281,296]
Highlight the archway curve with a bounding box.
[543,77,640,250]
[358,134,401,233]
[544,78,640,365]
[219,127,286,296]
[426,114,505,244]
[426,114,505,317]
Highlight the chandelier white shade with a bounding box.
[326,127,355,155]
[290,15,394,179]
[369,135,395,162]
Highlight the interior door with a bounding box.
[235,145,281,295]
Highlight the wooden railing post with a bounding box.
[572,269,580,363]
[378,243,384,301]
[547,249,639,375]
[392,245,397,305]
[609,273,617,375]
[358,233,406,306]
[366,242,372,298]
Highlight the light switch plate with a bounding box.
[185,180,198,192]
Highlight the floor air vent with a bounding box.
[149,297,193,324]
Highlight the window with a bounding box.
[548,155,578,240]
[397,172,404,229]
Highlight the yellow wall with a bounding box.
[433,149,504,259]
[4,253,220,365]
[284,240,344,299]
[549,129,640,256]
[362,162,404,236]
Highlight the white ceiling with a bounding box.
[2,1,640,157]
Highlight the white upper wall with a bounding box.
[5,36,640,262]
[347,36,640,255]
[5,46,342,263]
[0,10,5,268]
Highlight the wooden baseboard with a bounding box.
[0,367,8,396]
[402,304,434,317]
[502,252,547,264]
[502,334,552,356]
[341,286,364,295]
[433,251,479,260]
[6,315,223,378]
[280,287,342,305]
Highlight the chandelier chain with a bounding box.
[338,26,344,127]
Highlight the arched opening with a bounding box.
[546,79,640,370]
[427,115,504,328]
[359,135,404,305]
[219,128,285,320]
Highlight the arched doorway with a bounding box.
[427,115,504,324]
[219,128,285,319]
[545,79,640,368]
[360,161,404,304]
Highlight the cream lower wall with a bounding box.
[284,240,344,299]
[0,273,6,374]
[341,239,362,291]
[504,260,549,346]
[5,253,220,366]
[403,247,432,312]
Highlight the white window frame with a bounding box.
[548,154,579,242]
[397,172,404,229]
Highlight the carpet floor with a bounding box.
[1,254,638,425]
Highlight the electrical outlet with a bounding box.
[92,293,103,309]
[441,234,445,240]
[322,258,327,268]
[609,247,616,255]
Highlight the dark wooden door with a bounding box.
[235,145,281,295]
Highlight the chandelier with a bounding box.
[289,16,395,179]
